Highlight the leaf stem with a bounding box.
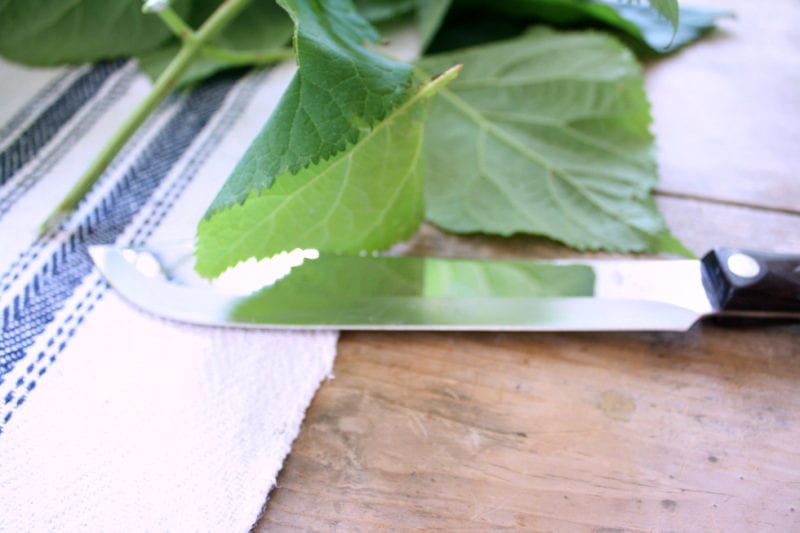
[39,0,254,235]
[145,2,196,42]
[202,45,294,66]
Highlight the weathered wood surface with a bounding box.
[257,1,799,530]
[646,0,800,213]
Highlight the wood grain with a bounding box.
[646,0,800,214]
[256,1,800,530]
[263,326,799,531]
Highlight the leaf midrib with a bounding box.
[438,87,650,235]
[216,70,455,263]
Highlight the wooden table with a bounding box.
[257,2,800,530]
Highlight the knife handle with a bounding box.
[701,248,800,314]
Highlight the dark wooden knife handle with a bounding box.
[701,248,800,314]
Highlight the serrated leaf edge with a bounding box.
[196,65,462,277]
[211,64,461,219]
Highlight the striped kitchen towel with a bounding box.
[0,58,338,531]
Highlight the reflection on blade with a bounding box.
[422,259,594,298]
[231,256,596,326]
[89,244,712,331]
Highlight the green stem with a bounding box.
[39,0,254,235]
[148,3,196,41]
[202,45,294,66]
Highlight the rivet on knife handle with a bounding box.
[701,247,800,314]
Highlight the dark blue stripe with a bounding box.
[0,70,73,145]
[0,60,124,186]
[0,75,237,377]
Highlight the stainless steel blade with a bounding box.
[88,243,717,331]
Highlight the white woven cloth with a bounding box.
[0,58,338,531]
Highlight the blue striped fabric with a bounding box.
[0,55,340,532]
[0,62,143,221]
[0,61,124,185]
[0,67,242,432]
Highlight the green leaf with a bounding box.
[203,0,292,53]
[137,0,294,87]
[597,2,729,53]
[419,28,681,254]
[195,66,460,278]
[354,0,453,54]
[0,0,191,66]
[201,0,416,219]
[354,0,416,23]
[643,0,679,29]
[429,0,726,54]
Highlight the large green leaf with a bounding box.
[0,0,191,65]
[195,67,459,278]
[202,0,416,218]
[419,29,686,254]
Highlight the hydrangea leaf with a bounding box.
[201,0,416,219]
[419,28,687,255]
[195,66,460,278]
[0,0,191,66]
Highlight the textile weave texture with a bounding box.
[0,58,338,531]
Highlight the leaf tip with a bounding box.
[420,64,462,98]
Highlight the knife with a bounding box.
[88,243,800,331]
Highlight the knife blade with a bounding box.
[88,243,800,331]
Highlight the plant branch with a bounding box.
[39,0,254,235]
